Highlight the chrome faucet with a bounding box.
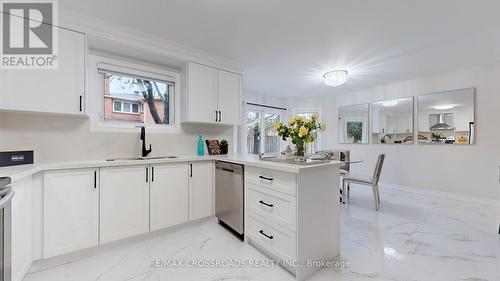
[140,126,152,157]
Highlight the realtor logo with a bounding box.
[0,0,58,69]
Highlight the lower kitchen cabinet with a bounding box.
[150,164,189,231]
[43,169,99,258]
[100,166,150,244]
[188,161,214,220]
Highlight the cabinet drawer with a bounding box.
[246,183,296,230]
[245,167,296,196]
[246,212,296,261]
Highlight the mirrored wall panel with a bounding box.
[417,88,475,144]
[338,104,369,144]
[372,97,414,144]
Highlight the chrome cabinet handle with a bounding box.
[0,190,15,209]
[259,200,274,207]
[259,230,273,240]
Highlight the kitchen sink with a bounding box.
[106,156,179,161]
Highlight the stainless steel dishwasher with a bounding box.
[215,161,244,239]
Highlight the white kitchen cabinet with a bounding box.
[244,165,340,281]
[184,62,219,123]
[396,115,412,134]
[454,110,473,131]
[43,169,98,258]
[150,164,189,231]
[0,26,86,116]
[386,116,397,134]
[100,166,149,243]
[217,69,241,125]
[182,61,241,125]
[418,113,430,132]
[188,161,214,220]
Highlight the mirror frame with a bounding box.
[337,103,370,144]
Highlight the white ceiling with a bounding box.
[61,0,500,98]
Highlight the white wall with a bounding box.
[322,64,500,200]
[0,112,233,162]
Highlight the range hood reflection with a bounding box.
[430,113,454,131]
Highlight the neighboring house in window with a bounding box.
[88,54,180,133]
[101,70,173,125]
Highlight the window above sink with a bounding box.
[88,53,181,134]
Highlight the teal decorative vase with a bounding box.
[197,135,204,156]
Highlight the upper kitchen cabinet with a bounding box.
[0,26,86,116]
[217,70,242,125]
[182,61,241,125]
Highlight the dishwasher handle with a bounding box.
[217,167,235,173]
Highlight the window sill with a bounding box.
[90,121,180,134]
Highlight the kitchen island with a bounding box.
[241,159,341,281]
[0,154,342,281]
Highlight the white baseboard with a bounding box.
[379,182,500,208]
[14,261,32,281]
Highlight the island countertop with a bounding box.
[0,154,343,183]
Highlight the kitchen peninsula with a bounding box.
[1,154,342,281]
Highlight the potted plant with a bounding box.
[275,114,326,157]
[430,132,443,143]
[220,139,229,155]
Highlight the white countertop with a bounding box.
[0,154,342,183]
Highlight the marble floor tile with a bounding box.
[24,186,500,281]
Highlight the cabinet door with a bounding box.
[100,166,149,243]
[150,164,189,231]
[188,161,214,220]
[217,70,241,125]
[186,62,218,123]
[43,169,98,258]
[0,26,85,115]
[418,114,430,132]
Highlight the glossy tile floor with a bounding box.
[24,186,499,281]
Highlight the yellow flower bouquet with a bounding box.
[274,114,326,157]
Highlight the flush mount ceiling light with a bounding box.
[382,99,399,107]
[433,104,456,110]
[323,70,348,87]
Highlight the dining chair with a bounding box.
[342,153,385,210]
[330,150,350,204]
[332,150,350,176]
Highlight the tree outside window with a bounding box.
[103,72,174,125]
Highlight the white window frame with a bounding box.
[293,108,322,152]
[244,104,285,155]
[88,54,181,133]
[112,100,141,115]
